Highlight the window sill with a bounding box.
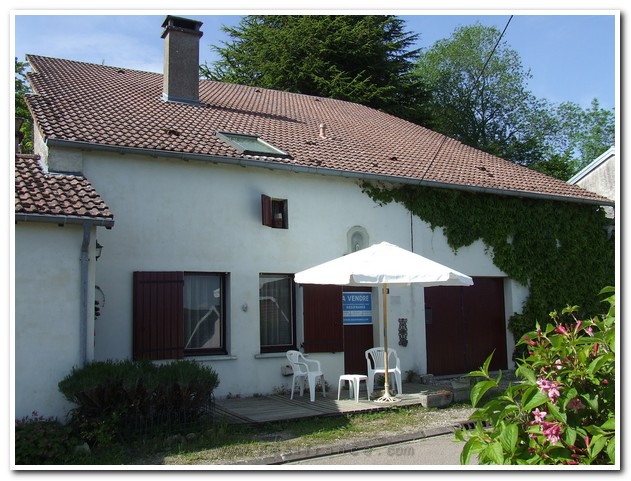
[254,352,291,359]
[185,355,237,362]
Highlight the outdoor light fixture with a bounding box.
[95,241,103,261]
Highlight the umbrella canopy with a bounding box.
[294,241,473,402]
[295,241,474,287]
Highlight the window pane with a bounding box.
[217,132,288,157]
[260,274,294,349]
[184,274,222,351]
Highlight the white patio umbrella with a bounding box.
[294,241,473,402]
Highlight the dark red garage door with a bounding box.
[424,277,508,375]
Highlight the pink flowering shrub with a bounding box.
[456,287,615,465]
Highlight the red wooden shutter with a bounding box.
[133,271,184,360]
[302,284,343,353]
[261,194,272,227]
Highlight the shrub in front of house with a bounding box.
[58,359,219,446]
[15,412,78,464]
[456,287,615,465]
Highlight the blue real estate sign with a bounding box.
[342,291,372,325]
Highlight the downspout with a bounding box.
[79,222,91,366]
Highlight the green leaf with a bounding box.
[606,436,615,464]
[481,352,494,374]
[564,427,578,448]
[497,423,518,454]
[587,355,609,375]
[523,391,548,412]
[470,380,497,407]
[581,393,599,411]
[600,417,615,431]
[585,425,606,436]
[483,441,505,465]
[546,400,567,423]
[516,365,536,384]
[460,437,484,465]
[589,434,607,458]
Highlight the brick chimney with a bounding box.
[161,15,204,104]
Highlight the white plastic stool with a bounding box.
[337,374,369,402]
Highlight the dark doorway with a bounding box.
[424,277,508,375]
[301,285,373,374]
[342,287,374,375]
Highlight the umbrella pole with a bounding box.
[376,283,399,403]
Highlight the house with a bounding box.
[568,147,616,222]
[14,154,113,419]
[15,16,613,420]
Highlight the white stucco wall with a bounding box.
[66,147,524,399]
[14,222,98,420]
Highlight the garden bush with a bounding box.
[58,359,219,445]
[456,287,615,465]
[15,412,78,464]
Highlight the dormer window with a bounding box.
[217,132,289,158]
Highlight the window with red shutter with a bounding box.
[261,194,288,229]
[133,271,227,360]
[133,271,184,360]
[302,284,344,353]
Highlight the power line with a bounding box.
[471,15,514,92]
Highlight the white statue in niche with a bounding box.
[347,226,369,253]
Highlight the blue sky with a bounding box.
[12,10,617,111]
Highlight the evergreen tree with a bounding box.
[202,15,430,125]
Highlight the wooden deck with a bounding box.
[214,382,441,425]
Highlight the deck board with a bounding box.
[214,382,438,425]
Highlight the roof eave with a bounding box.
[15,212,115,229]
[46,138,614,208]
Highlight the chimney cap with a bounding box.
[161,15,203,37]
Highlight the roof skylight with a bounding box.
[216,132,289,158]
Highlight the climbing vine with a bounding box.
[362,183,615,357]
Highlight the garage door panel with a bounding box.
[425,277,507,376]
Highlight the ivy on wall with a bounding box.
[362,183,615,354]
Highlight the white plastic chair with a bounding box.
[286,350,326,402]
[365,347,402,397]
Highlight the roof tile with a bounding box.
[15,154,114,221]
[24,55,611,205]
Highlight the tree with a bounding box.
[15,58,34,154]
[201,15,430,125]
[544,99,615,174]
[415,23,549,166]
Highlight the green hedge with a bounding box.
[58,359,219,445]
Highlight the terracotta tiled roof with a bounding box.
[15,154,114,223]
[24,55,612,205]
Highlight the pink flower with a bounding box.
[585,326,594,336]
[574,320,582,334]
[537,378,561,403]
[567,397,585,413]
[531,407,547,424]
[554,359,563,370]
[523,335,537,347]
[555,324,568,336]
[541,421,563,446]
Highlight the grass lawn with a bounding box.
[59,403,474,465]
